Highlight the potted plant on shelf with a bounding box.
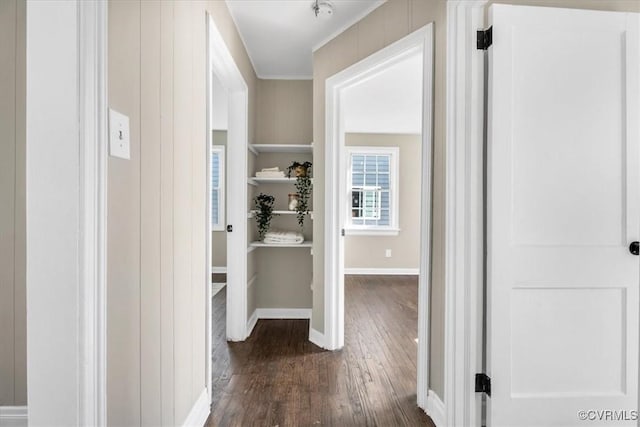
[286,161,312,227]
[254,193,277,240]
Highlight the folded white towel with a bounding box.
[263,229,304,244]
[255,171,286,178]
[261,167,281,172]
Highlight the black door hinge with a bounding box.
[226,224,233,232]
[475,373,491,396]
[477,26,492,50]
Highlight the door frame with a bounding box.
[205,14,249,405]
[444,1,487,426]
[324,24,434,410]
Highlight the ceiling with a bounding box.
[226,0,385,79]
[343,52,423,134]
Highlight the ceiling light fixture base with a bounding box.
[312,0,334,19]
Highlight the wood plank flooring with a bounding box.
[206,275,434,427]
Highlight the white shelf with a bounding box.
[249,177,313,185]
[250,144,312,153]
[248,210,313,219]
[248,241,313,249]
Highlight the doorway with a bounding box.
[324,24,434,409]
[209,73,228,298]
[205,12,249,402]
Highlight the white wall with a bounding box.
[26,1,81,423]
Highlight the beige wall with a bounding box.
[312,0,447,396]
[344,133,421,270]
[0,0,26,407]
[212,130,227,268]
[107,1,257,425]
[256,80,313,145]
[251,79,313,310]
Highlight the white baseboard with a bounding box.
[255,308,311,319]
[425,390,446,427]
[181,388,210,427]
[308,327,326,349]
[344,268,419,275]
[246,309,258,337]
[211,282,226,298]
[211,266,227,274]
[0,406,28,427]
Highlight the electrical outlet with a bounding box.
[385,249,392,258]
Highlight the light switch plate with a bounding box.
[109,108,130,160]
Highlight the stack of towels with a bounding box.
[256,167,285,178]
[263,229,304,245]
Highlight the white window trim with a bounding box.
[211,145,225,231]
[345,146,399,235]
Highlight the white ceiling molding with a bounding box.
[225,0,385,79]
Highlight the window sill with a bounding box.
[344,228,400,237]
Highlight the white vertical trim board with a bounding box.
[181,389,210,427]
[78,1,108,425]
[344,268,419,275]
[426,391,446,427]
[324,24,434,411]
[0,406,28,426]
[444,2,487,427]
[205,14,214,401]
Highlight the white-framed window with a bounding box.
[211,146,225,231]
[345,146,399,235]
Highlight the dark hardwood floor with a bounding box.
[206,275,434,427]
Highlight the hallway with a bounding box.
[207,275,434,426]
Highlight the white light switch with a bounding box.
[109,108,130,160]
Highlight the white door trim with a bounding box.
[78,1,109,424]
[206,13,249,350]
[205,13,214,405]
[324,24,434,410]
[26,0,108,423]
[444,1,487,426]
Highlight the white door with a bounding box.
[487,5,640,427]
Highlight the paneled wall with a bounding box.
[107,1,257,424]
[0,0,26,407]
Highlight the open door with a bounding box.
[487,5,639,426]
